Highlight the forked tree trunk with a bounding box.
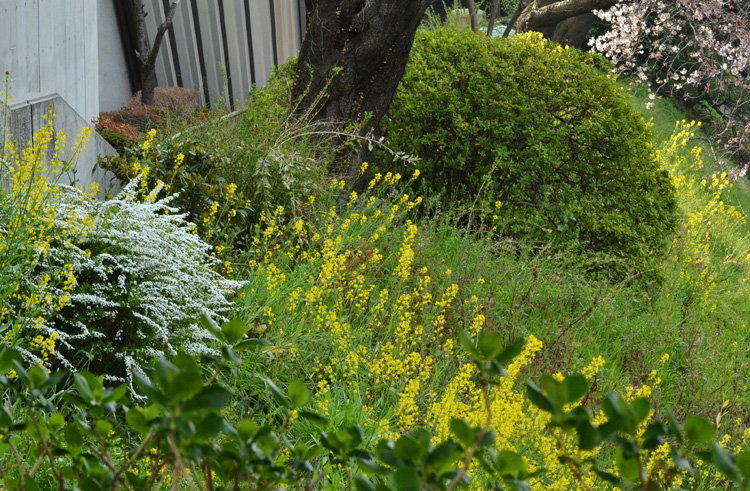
[293,0,434,182]
[133,0,181,106]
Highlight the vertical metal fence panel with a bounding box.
[274,0,301,63]
[222,2,246,108]
[142,0,303,109]
[84,0,98,121]
[175,2,201,100]
[0,3,19,98]
[248,0,274,90]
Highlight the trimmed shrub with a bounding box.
[385,28,678,276]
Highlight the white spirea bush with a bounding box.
[12,177,244,381]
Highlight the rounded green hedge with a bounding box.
[385,28,678,276]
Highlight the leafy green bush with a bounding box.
[385,28,678,276]
[0,324,746,490]
[98,63,328,257]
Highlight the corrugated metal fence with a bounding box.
[141,0,306,109]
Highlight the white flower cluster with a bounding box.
[590,0,750,157]
[15,177,244,383]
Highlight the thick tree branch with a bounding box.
[518,0,622,31]
[504,0,528,37]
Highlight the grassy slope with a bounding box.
[623,77,750,216]
[198,67,750,488]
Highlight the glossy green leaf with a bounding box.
[495,337,525,366]
[735,450,750,481]
[450,418,475,447]
[288,380,310,408]
[182,385,233,412]
[393,434,425,461]
[236,418,258,441]
[525,381,555,414]
[477,332,504,360]
[49,412,65,431]
[614,447,639,483]
[170,371,204,402]
[629,398,651,428]
[0,347,22,375]
[132,370,167,405]
[297,410,329,426]
[495,450,526,476]
[562,374,589,404]
[389,466,421,491]
[458,329,480,360]
[594,468,623,487]
[266,378,291,408]
[28,364,48,389]
[221,318,250,344]
[200,313,223,340]
[698,443,742,484]
[355,475,376,491]
[235,338,273,351]
[684,416,716,446]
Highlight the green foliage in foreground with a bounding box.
[1,318,749,490]
[386,27,678,278]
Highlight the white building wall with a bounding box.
[98,0,133,112]
[0,0,99,123]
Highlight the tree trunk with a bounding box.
[304,0,316,24]
[293,0,434,182]
[133,0,181,106]
[140,67,158,106]
[486,0,500,36]
[467,0,479,32]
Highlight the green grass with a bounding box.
[224,130,750,488]
[198,70,750,488]
[96,62,750,489]
[622,76,750,218]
